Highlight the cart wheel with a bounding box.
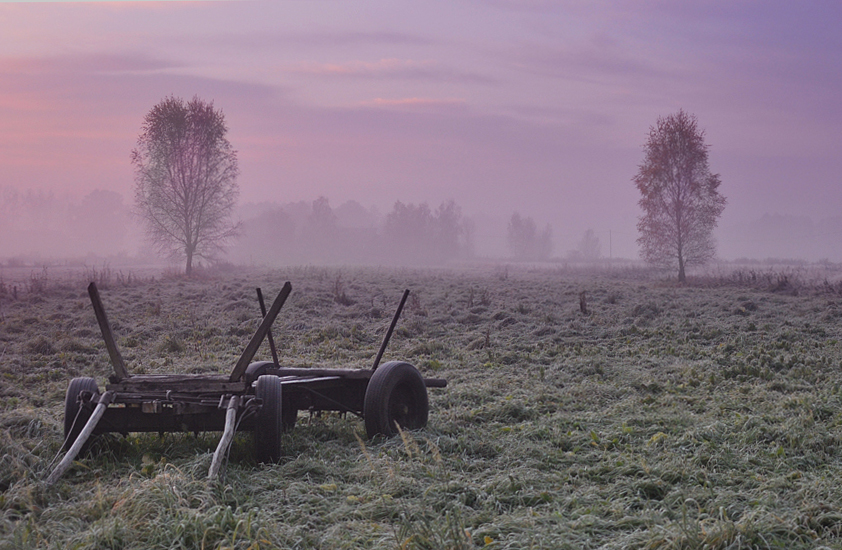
[63,377,100,453]
[244,361,272,385]
[254,375,283,463]
[364,361,428,439]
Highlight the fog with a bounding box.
[3,185,842,271]
[3,3,841,271]
[0,188,140,263]
[718,214,842,264]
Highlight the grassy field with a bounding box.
[2,264,842,549]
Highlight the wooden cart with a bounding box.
[47,282,446,484]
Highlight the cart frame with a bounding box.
[47,281,445,484]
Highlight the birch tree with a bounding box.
[132,96,240,275]
[634,110,726,282]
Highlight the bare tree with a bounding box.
[634,110,726,282]
[132,96,240,275]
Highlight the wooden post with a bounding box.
[46,391,114,485]
[229,282,292,382]
[579,291,588,315]
[208,395,240,480]
[88,283,130,381]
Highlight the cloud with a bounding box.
[508,35,672,84]
[286,58,496,85]
[192,29,432,51]
[476,0,577,13]
[0,51,280,196]
[290,58,433,77]
[364,97,467,110]
[0,53,180,76]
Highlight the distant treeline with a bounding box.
[231,198,476,265]
[1,187,566,265]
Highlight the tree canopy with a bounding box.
[132,96,240,275]
[634,110,726,282]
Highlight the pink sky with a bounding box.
[1,1,841,261]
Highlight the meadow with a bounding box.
[2,264,842,549]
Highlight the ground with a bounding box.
[1,264,842,549]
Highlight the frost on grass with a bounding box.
[2,265,842,548]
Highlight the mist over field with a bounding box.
[3,186,842,268]
[0,188,137,261]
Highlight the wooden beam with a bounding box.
[257,288,280,366]
[372,289,410,371]
[88,283,130,381]
[105,375,247,394]
[229,282,292,382]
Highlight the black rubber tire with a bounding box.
[63,377,100,452]
[247,364,296,429]
[254,375,283,463]
[364,361,429,439]
[244,361,272,385]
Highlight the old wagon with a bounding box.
[47,281,446,484]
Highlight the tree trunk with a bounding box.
[678,256,686,283]
[185,249,193,276]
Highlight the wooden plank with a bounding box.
[106,376,247,394]
[229,282,292,382]
[279,376,342,386]
[270,367,372,379]
[106,374,228,383]
[88,282,130,381]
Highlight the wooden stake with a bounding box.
[256,288,280,366]
[208,395,240,480]
[46,391,114,485]
[372,289,410,371]
[229,282,292,382]
[579,291,588,315]
[88,283,130,381]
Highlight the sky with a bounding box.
[1,0,841,261]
